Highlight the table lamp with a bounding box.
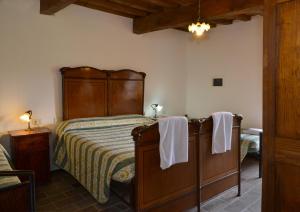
[151,104,163,118]
[19,110,32,130]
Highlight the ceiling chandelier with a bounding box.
[188,0,211,37]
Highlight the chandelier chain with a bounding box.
[198,0,201,21]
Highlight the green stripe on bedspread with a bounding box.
[53,115,154,203]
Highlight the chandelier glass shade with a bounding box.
[188,21,210,37]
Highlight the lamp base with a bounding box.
[25,122,33,131]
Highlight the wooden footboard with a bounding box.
[197,115,242,202]
[132,122,200,212]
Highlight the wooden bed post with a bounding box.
[237,117,242,197]
[191,119,201,212]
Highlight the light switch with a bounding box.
[213,78,223,86]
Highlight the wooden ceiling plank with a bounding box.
[79,0,149,17]
[109,0,162,13]
[133,0,264,34]
[143,0,180,8]
[170,0,196,6]
[40,0,77,15]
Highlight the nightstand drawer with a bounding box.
[14,134,49,152]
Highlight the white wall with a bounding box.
[0,0,188,131]
[185,16,263,128]
[0,0,187,157]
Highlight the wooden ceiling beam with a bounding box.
[235,14,252,21]
[143,0,180,8]
[75,2,133,18]
[170,0,196,6]
[133,0,263,34]
[134,5,198,33]
[76,0,149,18]
[175,27,189,32]
[40,0,76,15]
[109,0,162,13]
[211,19,234,25]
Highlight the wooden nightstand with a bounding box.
[9,127,50,184]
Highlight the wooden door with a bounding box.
[263,0,300,211]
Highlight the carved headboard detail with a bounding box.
[61,66,146,120]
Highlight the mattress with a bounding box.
[53,115,154,203]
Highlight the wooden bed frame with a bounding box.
[0,170,35,212]
[60,66,242,211]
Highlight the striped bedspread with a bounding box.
[54,115,154,203]
[0,145,20,189]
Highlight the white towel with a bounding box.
[212,112,233,154]
[158,116,189,170]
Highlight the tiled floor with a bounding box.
[36,157,261,212]
[199,157,262,212]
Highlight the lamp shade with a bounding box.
[156,105,163,112]
[19,110,32,123]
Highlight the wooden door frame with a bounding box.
[262,0,277,210]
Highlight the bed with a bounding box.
[54,66,242,211]
[54,115,155,203]
[241,134,260,160]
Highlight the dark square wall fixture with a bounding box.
[213,78,223,86]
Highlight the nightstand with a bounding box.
[9,127,50,184]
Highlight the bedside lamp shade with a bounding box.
[151,104,163,118]
[156,105,163,112]
[19,110,32,130]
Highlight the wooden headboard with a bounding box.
[61,67,146,120]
